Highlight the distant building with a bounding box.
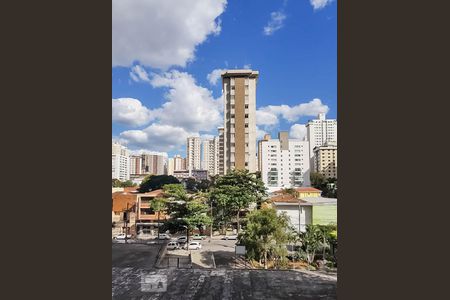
[202,137,219,176]
[173,169,208,181]
[141,154,165,175]
[306,113,337,166]
[259,132,311,193]
[313,142,337,179]
[218,127,225,175]
[168,155,186,176]
[186,137,201,171]
[130,155,143,175]
[222,69,258,173]
[112,142,130,181]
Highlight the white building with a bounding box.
[222,70,258,173]
[112,142,130,181]
[313,142,338,179]
[167,157,175,176]
[186,137,201,171]
[259,132,311,193]
[129,155,143,175]
[202,137,219,176]
[306,113,337,165]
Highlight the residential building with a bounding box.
[141,154,166,175]
[259,132,311,193]
[269,189,337,232]
[112,142,130,181]
[218,127,225,175]
[129,155,143,175]
[186,137,201,171]
[306,113,337,165]
[222,69,258,173]
[313,142,337,179]
[135,189,169,235]
[202,137,219,176]
[174,155,186,171]
[112,191,137,236]
[258,134,271,172]
[173,169,208,181]
[167,157,175,175]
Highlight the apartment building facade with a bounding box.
[218,127,225,175]
[221,69,258,173]
[129,155,143,175]
[313,142,337,179]
[186,137,201,171]
[259,132,311,192]
[141,154,166,175]
[306,113,337,165]
[112,142,130,181]
[202,137,219,176]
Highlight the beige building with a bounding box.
[129,155,143,175]
[186,137,201,171]
[221,69,258,173]
[313,142,337,179]
[168,155,186,175]
[142,154,165,175]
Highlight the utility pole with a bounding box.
[125,202,129,244]
[210,199,213,241]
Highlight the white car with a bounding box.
[157,233,171,240]
[186,242,202,250]
[167,241,180,250]
[114,233,132,240]
[222,234,238,240]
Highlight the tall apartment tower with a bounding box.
[129,155,143,175]
[218,127,225,175]
[186,137,201,171]
[306,113,337,165]
[141,154,165,175]
[221,69,258,173]
[112,142,130,181]
[259,132,310,192]
[313,142,337,179]
[202,137,219,177]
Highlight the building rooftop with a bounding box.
[300,197,337,206]
[221,69,259,78]
[269,194,311,205]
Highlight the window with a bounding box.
[245,124,248,128]
[245,104,249,109]
[245,114,249,118]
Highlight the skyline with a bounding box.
[112,0,337,157]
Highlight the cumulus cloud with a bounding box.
[112,98,155,127]
[290,124,307,140]
[120,124,194,152]
[112,0,227,68]
[207,68,226,85]
[263,11,286,36]
[150,70,223,132]
[256,127,268,140]
[310,0,333,11]
[129,65,150,83]
[257,98,329,125]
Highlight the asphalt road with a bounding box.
[112,243,162,270]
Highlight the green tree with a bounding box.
[150,197,166,240]
[185,178,197,192]
[138,175,180,192]
[112,179,121,187]
[310,172,326,188]
[120,180,136,187]
[240,207,292,269]
[210,170,267,234]
[298,225,329,265]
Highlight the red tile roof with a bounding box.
[295,187,322,193]
[270,194,309,204]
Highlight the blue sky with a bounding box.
[112,0,336,157]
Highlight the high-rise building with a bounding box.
[313,142,337,179]
[167,157,175,176]
[186,137,201,171]
[202,137,219,176]
[221,69,258,173]
[306,113,337,165]
[129,155,143,175]
[174,155,186,171]
[258,134,271,172]
[112,142,130,181]
[141,154,165,175]
[259,132,311,192]
[218,127,225,175]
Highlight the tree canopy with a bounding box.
[138,175,180,192]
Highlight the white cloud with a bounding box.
[120,124,193,152]
[263,11,286,36]
[290,124,307,140]
[112,98,155,127]
[243,64,251,69]
[310,0,333,11]
[112,0,227,68]
[129,65,150,83]
[207,68,226,85]
[256,127,268,140]
[129,149,168,157]
[150,70,223,132]
[257,98,329,123]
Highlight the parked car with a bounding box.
[157,233,171,240]
[221,234,238,240]
[114,233,132,240]
[176,236,187,243]
[192,234,206,240]
[167,241,180,250]
[185,242,202,250]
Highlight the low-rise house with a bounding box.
[112,191,137,236]
[135,189,169,235]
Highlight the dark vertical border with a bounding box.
[339,1,450,299]
[2,1,111,299]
